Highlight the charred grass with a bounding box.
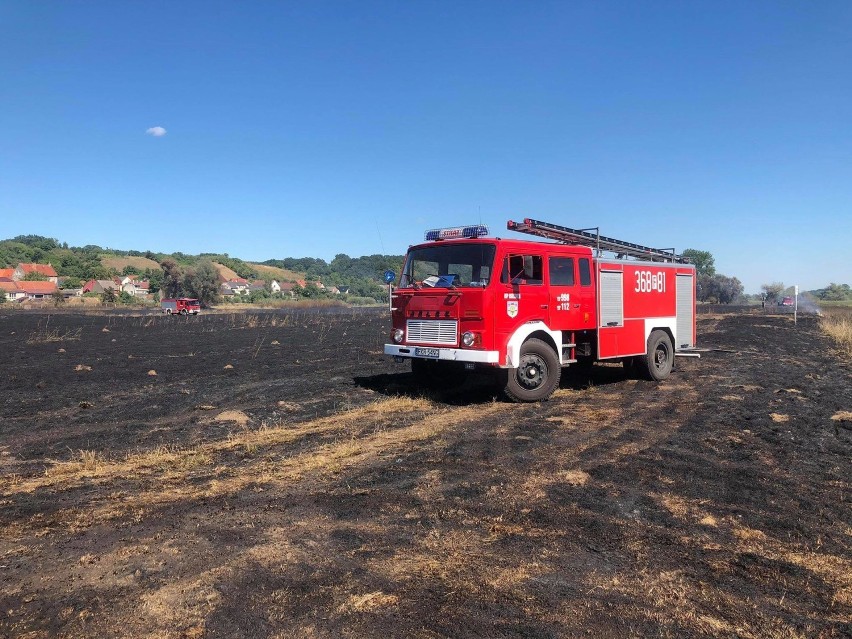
[0,310,850,638]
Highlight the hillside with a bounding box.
[251,262,304,282]
[211,262,240,282]
[0,234,403,300]
[100,255,161,273]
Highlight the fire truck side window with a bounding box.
[549,257,575,286]
[501,254,543,285]
[579,258,592,286]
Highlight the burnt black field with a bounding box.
[1,309,850,638]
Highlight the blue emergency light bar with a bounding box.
[425,224,489,241]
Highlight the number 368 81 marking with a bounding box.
[635,271,666,293]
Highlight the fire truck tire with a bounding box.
[641,330,673,381]
[503,338,561,402]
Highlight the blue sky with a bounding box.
[1,1,849,292]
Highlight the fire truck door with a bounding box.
[498,253,549,333]
[546,256,587,331]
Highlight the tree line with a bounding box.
[681,249,745,304]
[4,234,848,306]
[0,235,404,305]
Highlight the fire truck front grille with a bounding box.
[406,320,458,345]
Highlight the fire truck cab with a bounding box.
[384,220,697,402]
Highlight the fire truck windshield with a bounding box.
[399,243,497,289]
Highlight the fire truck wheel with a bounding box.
[641,330,673,381]
[504,338,561,402]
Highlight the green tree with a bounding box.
[122,265,140,276]
[681,249,716,277]
[118,290,134,305]
[295,282,326,299]
[144,268,164,294]
[51,290,65,307]
[160,259,183,298]
[813,283,852,301]
[761,282,785,304]
[10,235,59,251]
[22,271,49,281]
[248,288,270,303]
[60,276,83,289]
[182,260,220,306]
[101,287,117,304]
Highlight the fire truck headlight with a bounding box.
[462,331,476,347]
[392,328,404,343]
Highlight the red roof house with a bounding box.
[15,281,58,299]
[14,263,59,283]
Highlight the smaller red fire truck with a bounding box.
[161,298,201,315]
[385,219,698,402]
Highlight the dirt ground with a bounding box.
[0,309,849,638]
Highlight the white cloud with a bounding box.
[145,126,167,137]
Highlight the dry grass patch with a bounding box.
[820,308,852,357]
[211,262,239,281]
[769,413,789,423]
[547,405,623,428]
[27,327,82,344]
[16,396,435,495]
[45,449,105,477]
[250,262,304,281]
[657,493,719,526]
[563,469,590,486]
[338,591,399,613]
[214,410,251,426]
[830,411,852,422]
[728,520,852,612]
[101,255,160,272]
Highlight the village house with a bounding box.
[18,281,59,300]
[277,282,297,299]
[295,279,326,290]
[0,281,25,302]
[115,275,150,297]
[0,280,58,301]
[13,263,59,284]
[220,278,251,298]
[81,279,119,294]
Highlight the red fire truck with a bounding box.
[161,298,201,315]
[385,219,697,402]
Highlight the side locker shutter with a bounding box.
[676,274,694,348]
[599,271,623,327]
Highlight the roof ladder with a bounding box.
[506,218,688,263]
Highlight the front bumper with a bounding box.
[384,344,500,364]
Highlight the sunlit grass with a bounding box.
[819,307,852,358]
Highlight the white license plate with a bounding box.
[415,347,440,358]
